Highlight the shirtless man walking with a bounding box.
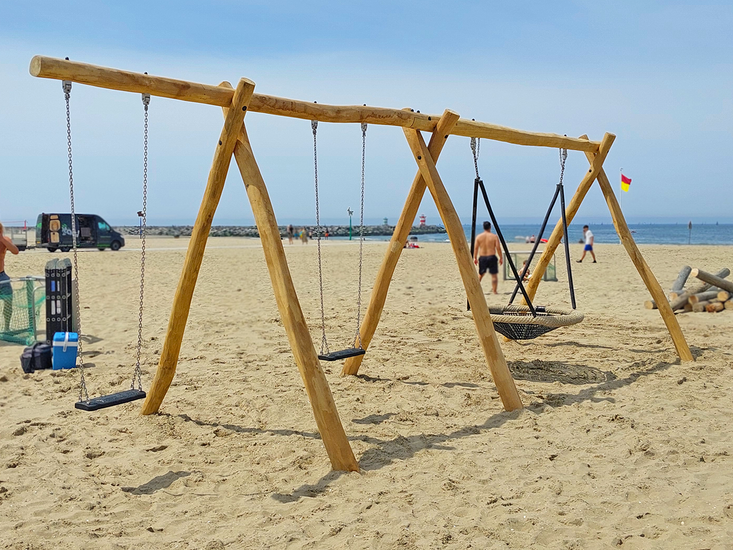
[0,222,20,330]
[473,221,503,294]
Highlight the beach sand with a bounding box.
[1,237,731,549]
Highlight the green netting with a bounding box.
[0,278,45,345]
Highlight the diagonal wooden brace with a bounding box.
[224,107,359,471]
[403,127,523,412]
[591,166,693,362]
[142,78,255,415]
[342,110,461,376]
[523,133,616,304]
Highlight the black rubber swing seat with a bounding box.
[488,305,584,341]
[318,348,366,362]
[75,389,147,412]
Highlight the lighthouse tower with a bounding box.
[419,214,427,227]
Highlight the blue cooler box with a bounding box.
[52,332,78,370]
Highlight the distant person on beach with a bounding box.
[0,222,20,330]
[577,225,596,263]
[287,224,294,245]
[521,260,531,282]
[473,221,502,294]
[300,228,308,244]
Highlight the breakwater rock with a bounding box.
[115,224,446,239]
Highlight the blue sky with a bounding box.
[1,1,731,226]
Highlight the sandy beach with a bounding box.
[1,236,732,549]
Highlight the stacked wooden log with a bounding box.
[643,266,733,314]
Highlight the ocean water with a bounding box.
[357,223,733,246]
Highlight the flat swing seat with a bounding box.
[318,348,366,362]
[75,389,147,411]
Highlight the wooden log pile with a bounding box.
[643,266,733,314]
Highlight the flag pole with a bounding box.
[618,168,623,244]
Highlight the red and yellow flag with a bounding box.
[621,173,632,192]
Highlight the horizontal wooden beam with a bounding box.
[30,55,600,152]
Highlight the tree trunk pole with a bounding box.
[141,78,255,415]
[403,127,523,412]
[593,166,693,362]
[229,121,358,471]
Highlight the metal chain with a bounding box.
[311,120,329,355]
[132,93,150,391]
[558,147,567,186]
[470,137,481,180]
[354,122,367,348]
[64,79,88,403]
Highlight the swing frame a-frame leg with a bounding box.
[403,125,523,412]
[142,79,359,471]
[522,133,693,362]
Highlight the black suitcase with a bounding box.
[20,342,53,373]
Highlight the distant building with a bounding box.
[383,217,389,226]
[419,215,426,227]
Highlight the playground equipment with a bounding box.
[31,55,693,472]
[58,77,149,411]
[467,138,583,340]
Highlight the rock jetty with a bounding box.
[115,224,446,239]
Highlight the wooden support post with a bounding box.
[593,167,693,362]
[403,127,523,412]
[690,268,733,294]
[225,115,358,471]
[141,78,255,415]
[524,133,616,303]
[342,110,461,376]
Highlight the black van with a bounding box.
[36,213,125,252]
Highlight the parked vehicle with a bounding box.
[4,223,36,251]
[36,213,125,252]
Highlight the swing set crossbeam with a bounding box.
[30,55,600,152]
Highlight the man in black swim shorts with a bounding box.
[473,221,503,294]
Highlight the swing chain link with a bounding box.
[470,137,481,181]
[133,93,150,392]
[354,122,367,348]
[63,80,89,403]
[558,147,567,187]
[311,120,329,356]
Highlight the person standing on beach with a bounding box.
[473,221,502,294]
[577,225,596,263]
[300,228,308,244]
[0,222,20,330]
[287,224,294,245]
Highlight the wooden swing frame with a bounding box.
[31,56,693,472]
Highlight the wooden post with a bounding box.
[523,133,616,303]
[223,107,358,472]
[141,78,255,415]
[342,110,461,376]
[671,266,692,294]
[593,167,693,362]
[669,268,730,310]
[403,127,523,412]
[690,268,733,294]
